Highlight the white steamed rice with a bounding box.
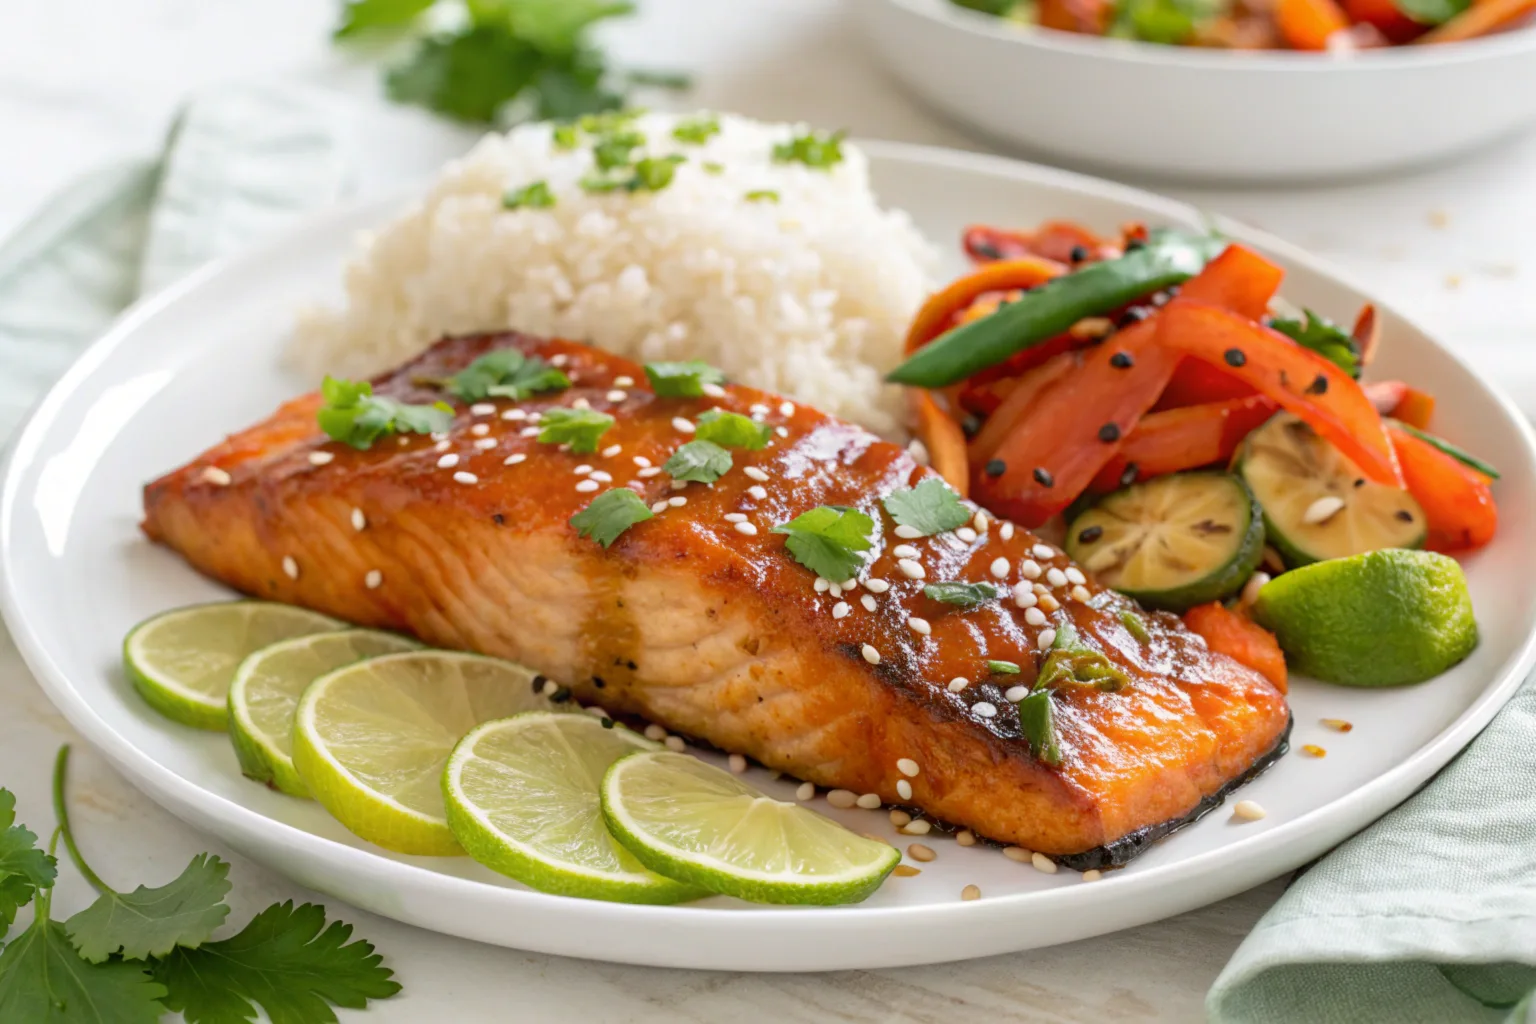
[291,112,937,437]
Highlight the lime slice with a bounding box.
[123,601,341,730]
[228,629,420,797]
[1253,549,1478,687]
[444,713,706,904]
[293,651,558,855]
[601,751,900,905]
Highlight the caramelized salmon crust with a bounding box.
[143,332,1290,862]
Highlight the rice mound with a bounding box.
[291,112,937,437]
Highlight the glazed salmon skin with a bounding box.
[142,333,1290,866]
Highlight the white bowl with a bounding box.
[855,0,1536,182]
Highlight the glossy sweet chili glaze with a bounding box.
[142,332,1290,859]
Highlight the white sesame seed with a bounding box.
[947,677,969,693]
[520,426,540,438]
[606,390,628,403]
[974,510,990,532]
[903,819,932,835]
[1021,559,1042,580]
[455,471,479,485]
[1000,522,1015,541]
[1241,572,1272,607]
[945,537,967,553]
[702,383,727,399]
[351,508,367,531]
[724,513,747,523]
[779,401,796,417]
[573,464,592,476]
[1032,852,1058,874]
[813,577,831,594]
[1045,568,1067,589]
[1082,869,1103,882]
[637,466,661,478]
[956,526,977,543]
[1003,846,1031,863]
[827,789,857,809]
[574,480,599,494]
[896,779,913,800]
[908,616,931,636]
[893,544,920,559]
[862,644,881,664]
[829,584,843,599]
[526,412,542,423]
[858,580,885,597]
[501,408,527,421]
[281,556,298,580]
[1038,628,1057,648]
[775,426,789,438]
[470,402,496,416]
[897,758,920,777]
[961,884,982,901]
[588,470,612,483]
[1024,607,1047,627]
[550,354,569,367]
[890,809,912,827]
[856,792,882,809]
[1071,585,1092,603]
[744,466,769,482]
[664,735,686,752]
[1012,581,1036,601]
[308,451,334,466]
[894,525,922,540]
[1005,685,1028,702]
[1065,567,1087,585]
[747,485,767,500]
[434,440,451,453]
[199,466,232,486]
[990,557,1010,579]
[572,397,591,410]
[861,594,877,612]
[956,830,976,847]
[437,453,459,469]
[672,417,695,433]
[504,453,526,466]
[430,431,449,441]
[633,455,651,468]
[734,522,758,536]
[644,724,667,741]
[972,701,997,718]
[897,558,926,580]
[1233,800,1267,821]
[599,444,621,458]
[1039,593,1060,613]
[470,423,490,436]
[614,375,634,387]
[650,501,668,514]
[729,753,748,774]
[750,403,770,415]
[796,782,815,801]
[832,602,851,619]
[1303,495,1345,525]
[1032,544,1054,559]
[365,569,382,590]
[668,496,686,507]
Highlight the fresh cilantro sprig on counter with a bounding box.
[644,360,725,398]
[538,407,615,453]
[0,747,400,1023]
[772,506,874,582]
[441,349,570,402]
[1269,309,1360,378]
[663,441,733,484]
[317,376,453,450]
[883,478,971,536]
[695,409,771,451]
[924,581,1005,608]
[571,488,653,547]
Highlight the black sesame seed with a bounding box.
[1078,525,1104,544]
[962,415,983,439]
[1110,352,1134,369]
[626,659,638,671]
[1354,478,1366,488]
[1224,348,1247,368]
[592,676,606,689]
[1069,245,1089,264]
[985,458,1007,477]
[549,685,572,704]
[530,674,547,695]
[1120,462,1139,487]
[492,513,506,525]
[1033,467,1054,487]
[1098,423,1121,443]
[1306,374,1328,395]
[1395,510,1414,523]
[600,717,615,729]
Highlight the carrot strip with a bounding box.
[911,390,970,496]
[1388,423,1497,552]
[1417,0,1536,42]
[1184,603,1288,693]
[1091,395,1279,491]
[969,350,1082,468]
[903,258,1065,354]
[1276,0,1351,49]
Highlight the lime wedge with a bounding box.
[228,629,420,797]
[444,712,706,904]
[293,651,557,855]
[601,751,899,905]
[124,601,340,730]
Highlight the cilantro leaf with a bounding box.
[695,409,771,450]
[883,478,970,536]
[0,915,166,1024]
[333,0,434,39]
[570,488,653,547]
[627,154,685,193]
[772,129,846,170]
[316,377,452,450]
[442,350,569,402]
[644,360,725,398]
[385,27,543,125]
[503,180,556,209]
[152,901,400,1024]
[923,581,1005,608]
[672,114,720,144]
[744,190,779,203]
[0,790,56,942]
[1017,690,1062,766]
[65,854,231,964]
[772,506,874,582]
[662,440,733,484]
[537,407,614,453]
[985,659,1021,675]
[1269,310,1360,378]
[591,128,646,170]
[494,0,635,54]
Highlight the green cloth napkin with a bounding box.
[0,83,349,442]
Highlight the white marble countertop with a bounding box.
[3,0,1532,1019]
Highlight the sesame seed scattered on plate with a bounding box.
[894,524,922,540]
[796,782,815,801]
[1003,846,1031,863]
[734,522,758,536]
[364,569,382,590]
[504,453,526,466]
[856,793,882,809]
[833,602,851,619]
[864,578,890,594]
[1032,852,1058,874]
[673,417,694,433]
[200,466,232,486]
[897,558,925,580]
[1233,800,1267,821]
[961,884,982,901]
[972,701,997,718]
[827,789,857,809]
[890,809,912,827]
[897,758,920,777]
[308,451,334,466]
[907,843,935,862]
[281,556,298,580]
[908,616,931,636]
[947,677,968,693]
[990,557,1010,579]
[644,724,667,741]
[1082,869,1103,882]
[893,544,920,559]
[728,753,748,774]
[861,594,877,612]
[956,830,976,847]
[903,819,932,835]
[455,471,479,485]
[861,644,881,664]
[664,735,686,752]
[351,508,367,531]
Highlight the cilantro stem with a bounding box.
[52,744,112,895]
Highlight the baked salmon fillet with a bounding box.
[142,332,1290,866]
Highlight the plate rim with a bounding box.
[4,138,1535,968]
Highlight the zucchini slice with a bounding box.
[1236,412,1425,567]
[1064,472,1263,612]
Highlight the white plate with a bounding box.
[856,0,1536,182]
[4,142,1535,971]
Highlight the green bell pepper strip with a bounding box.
[1016,690,1062,767]
[1388,419,1500,480]
[886,229,1228,389]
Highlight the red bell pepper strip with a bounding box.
[1388,423,1497,552]
[969,348,1082,468]
[1153,244,1282,410]
[1091,394,1279,491]
[1183,603,1288,693]
[1156,300,1402,486]
[1361,380,1437,429]
[1157,359,1258,410]
[963,222,1114,265]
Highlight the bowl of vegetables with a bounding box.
[855,0,1536,181]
